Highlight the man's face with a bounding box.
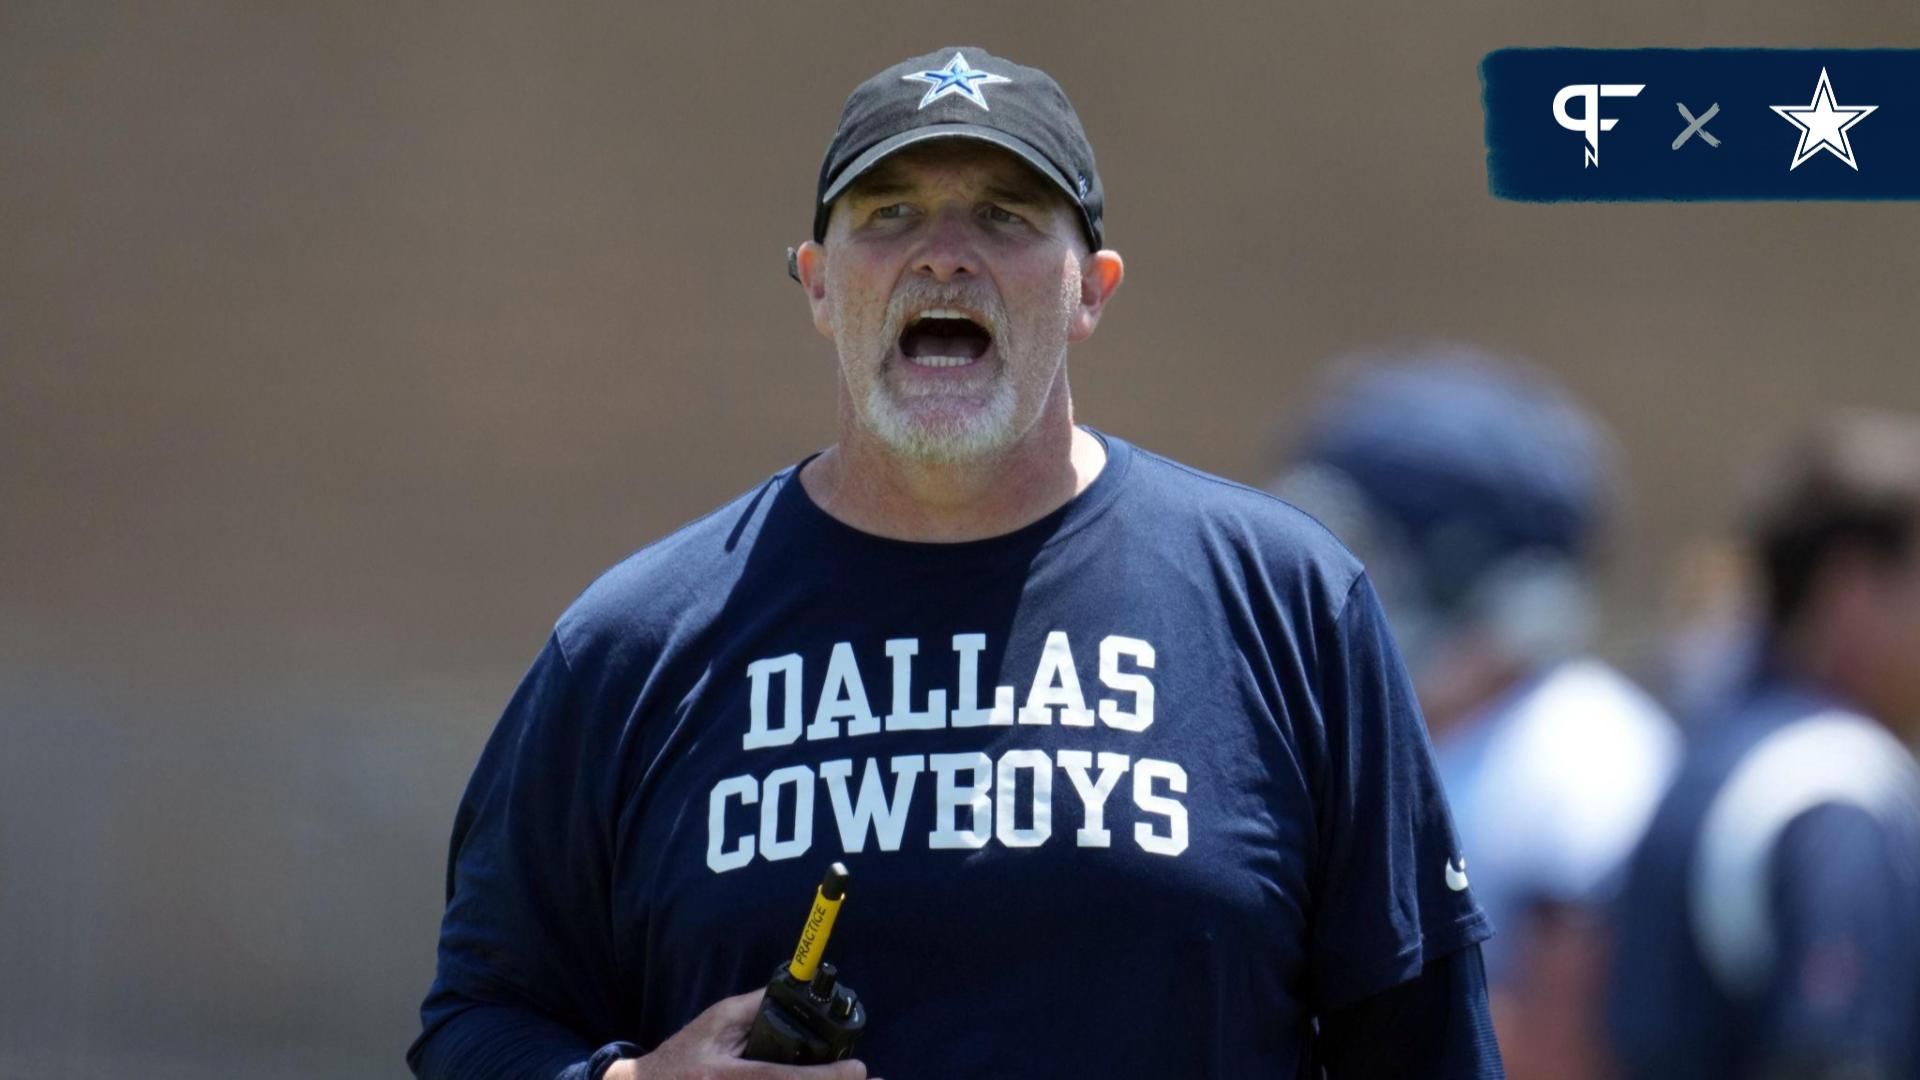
[806,141,1100,463]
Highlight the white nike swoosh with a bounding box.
[1445,857,1470,892]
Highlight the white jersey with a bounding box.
[1433,659,1679,983]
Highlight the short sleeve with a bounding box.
[1758,802,1920,1072]
[408,634,628,1078]
[1306,573,1492,1010]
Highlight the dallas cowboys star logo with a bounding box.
[902,52,1012,111]
[1771,68,1877,171]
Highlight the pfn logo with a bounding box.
[1553,83,1645,166]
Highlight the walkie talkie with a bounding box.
[742,862,868,1064]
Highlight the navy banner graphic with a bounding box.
[1483,49,1920,200]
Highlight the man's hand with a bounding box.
[606,988,875,1080]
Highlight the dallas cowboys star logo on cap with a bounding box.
[902,52,1011,111]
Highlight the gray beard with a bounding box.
[860,371,1020,463]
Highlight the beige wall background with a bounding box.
[3,2,1917,1075]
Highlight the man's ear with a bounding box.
[794,240,833,340]
[1067,249,1124,344]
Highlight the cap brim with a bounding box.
[821,124,1080,216]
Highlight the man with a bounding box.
[409,47,1501,1079]
[1271,353,1678,1079]
[1610,411,1920,1079]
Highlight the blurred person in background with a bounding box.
[1610,411,1920,1080]
[1272,349,1679,1080]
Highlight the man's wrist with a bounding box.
[586,1040,642,1080]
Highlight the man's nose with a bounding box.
[913,210,980,282]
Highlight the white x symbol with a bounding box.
[1673,102,1721,149]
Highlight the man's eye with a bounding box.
[872,203,911,220]
[985,205,1024,224]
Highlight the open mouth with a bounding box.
[897,307,993,368]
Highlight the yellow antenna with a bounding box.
[787,862,849,982]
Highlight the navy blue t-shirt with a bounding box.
[410,432,1492,1079]
[1610,678,1920,1079]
